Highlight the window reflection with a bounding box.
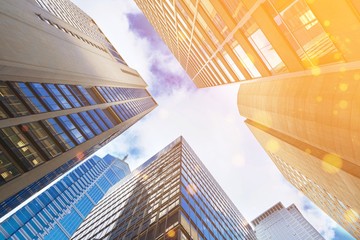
[12,83,47,113]
[267,0,341,65]
[42,118,75,151]
[0,82,30,117]
[22,122,62,159]
[0,127,44,170]
[69,114,95,140]
[57,116,86,144]
[247,27,286,72]
[45,84,72,109]
[0,152,21,185]
[29,83,61,111]
[57,85,81,108]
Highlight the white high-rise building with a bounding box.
[251,202,324,240]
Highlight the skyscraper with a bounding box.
[0,0,157,217]
[134,0,360,236]
[133,0,359,88]
[72,137,256,240]
[0,154,130,240]
[251,202,324,240]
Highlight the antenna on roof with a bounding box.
[121,154,128,162]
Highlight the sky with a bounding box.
[72,1,354,239]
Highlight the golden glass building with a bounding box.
[134,0,360,237]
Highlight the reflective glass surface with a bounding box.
[0,155,130,239]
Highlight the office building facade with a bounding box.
[251,202,324,240]
[134,0,359,87]
[0,0,157,217]
[133,0,359,235]
[0,154,130,240]
[72,137,256,240]
[235,1,360,236]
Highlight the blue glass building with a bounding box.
[0,154,130,240]
[0,0,156,216]
[72,137,256,240]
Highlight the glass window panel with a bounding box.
[57,116,86,144]
[232,43,261,78]
[0,105,7,119]
[67,85,89,106]
[57,85,81,108]
[0,82,29,117]
[24,122,63,159]
[42,118,75,150]
[0,152,21,185]
[77,86,96,105]
[69,113,95,139]
[242,20,286,73]
[268,0,340,65]
[45,84,72,109]
[12,82,46,113]
[95,109,114,128]
[88,110,108,131]
[79,111,102,135]
[0,127,44,170]
[29,83,60,111]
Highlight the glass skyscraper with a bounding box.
[133,0,360,236]
[72,137,256,240]
[0,0,156,217]
[0,154,130,240]
[251,202,323,240]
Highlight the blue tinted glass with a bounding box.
[44,224,68,240]
[22,225,36,239]
[75,196,94,217]
[1,220,16,235]
[69,114,94,139]
[29,83,60,111]
[89,110,108,131]
[27,201,42,214]
[80,112,102,135]
[95,109,114,128]
[15,83,46,113]
[15,208,32,224]
[57,116,86,144]
[57,85,81,108]
[59,209,82,236]
[77,86,96,105]
[45,84,72,109]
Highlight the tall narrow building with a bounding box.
[0,154,130,240]
[72,137,256,240]
[133,0,360,236]
[251,202,324,240]
[0,0,157,217]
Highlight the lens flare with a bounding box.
[321,154,342,174]
[266,139,280,153]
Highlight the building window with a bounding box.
[57,116,86,144]
[22,122,63,159]
[29,83,61,111]
[0,127,44,171]
[69,114,95,139]
[87,110,109,132]
[12,83,47,113]
[79,112,102,135]
[67,86,90,106]
[0,82,30,117]
[45,84,72,109]
[42,118,75,151]
[57,85,82,108]
[0,151,21,185]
